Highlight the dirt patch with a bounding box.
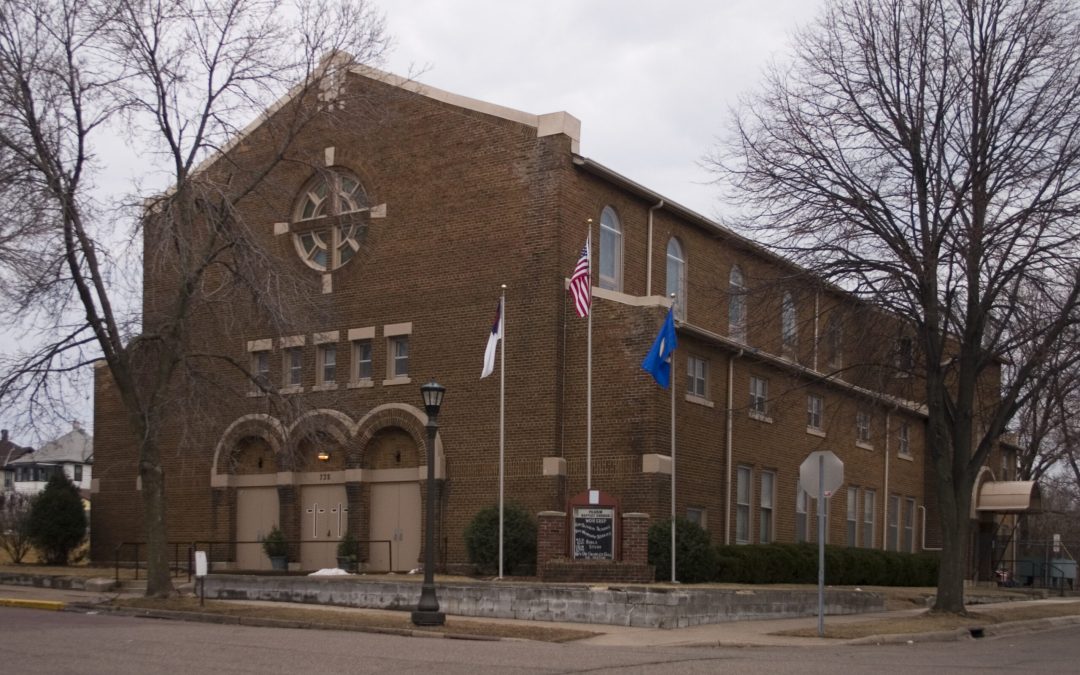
[775,601,1080,639]
[113,597,598,643]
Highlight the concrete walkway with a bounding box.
[2,581,1078,648]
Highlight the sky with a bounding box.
[381,0,823,220]
[0,1,825,441]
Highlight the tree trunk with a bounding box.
[139,439,174,598]
[934,508,969,613]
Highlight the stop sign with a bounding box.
[800,450,844,497]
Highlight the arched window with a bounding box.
[729,265,746,342]
[598,206,622,291]
[666,238,686,320]
[781,291,797,356]
[291,169,367,271]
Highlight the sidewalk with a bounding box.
[2,581,1078,648]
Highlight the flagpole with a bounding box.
[670,294,677,584]
[586,231,593,490]
[498,285,506,580]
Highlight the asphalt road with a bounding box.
[2,607,1078,674]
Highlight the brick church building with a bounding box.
[90,62,1025,577]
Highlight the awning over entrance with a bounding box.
[975,480,1042,513]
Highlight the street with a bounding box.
[1,607,1078,674]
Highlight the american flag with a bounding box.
[568,236,591,317]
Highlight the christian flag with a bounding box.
[568,236,591,317]
[642,308,677,388]
[481,297,503,379]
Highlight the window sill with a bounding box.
[278,385,304,395]
[806,427,826,438]
[684,393,714,408]
[382,377,412,387]
[348,379,374,389]
[856,441,874,451]
[749,411,773,424]
[897,452,914,462]
[312,383,339,392]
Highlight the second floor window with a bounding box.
[353,340,372,381]
[856,411,871,445]
[898,422,911,457]
[666,238,686,320]
[687,355,707,398]
[390,336,409,379]
[807,394,824,431]
[284,348,302,387]
[318,343,337,385]
[749,376,768,416]
[598,206,622,291]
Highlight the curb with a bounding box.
[69,604,503,641]
[0,598,66,611]
[847,614,1080,645]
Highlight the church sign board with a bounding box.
[568,489,620,561]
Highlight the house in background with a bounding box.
[1,429,34,493]
[6,423,93,497]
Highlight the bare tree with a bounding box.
[715,0,1080,613]
[0,0,388,596]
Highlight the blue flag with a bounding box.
[642,308,677,388]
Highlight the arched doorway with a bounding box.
[296,433,348,570]
[230,436,279,570]
[366,428,422,572]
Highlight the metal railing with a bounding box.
[113,538,394,583]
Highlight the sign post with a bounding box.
[195,550,208,607]
[800,450,844,638]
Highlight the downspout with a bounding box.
[883,410,890,550]
[646,200,664,296]
[725,349,743,545]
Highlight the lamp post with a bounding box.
[412,380,446,626]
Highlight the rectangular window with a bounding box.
[687,355,707,398]
[847,487,858,547]
[796,481,810,543]
[74,465,83,482]
[887,494,900,551]
[898,422,911,457]
[686,507,706,528]
[904,498,916,552]
[353,340,373,381]
[749,376,768,416]
[736,466,752,544]
[807,394,824,431]
[759,471,775,543]
[318,343,337,385]
[390,336,409,379]
[251,350,270,390]
[862,489,876,548]
[856,411,871,445]
[284,347,302,387]
[3,471,10,489]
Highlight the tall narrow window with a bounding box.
[887,494,900,551]
[252,350,270,390]
[353,340,373,382]
[898,422,911,457]
[856,410,871,446]
[598,206,622,291]
[749,376,768,417]
[846,487,858,547]
[895,336,914,374]
[687,355,707,398]
[284,347,302,388]
[666,238,686,320]
[862,489,876,548]
[796,482,810,543]
[389,336,409,379]
[825,314,842,369]
[728,265,746,342]
[736,466,752,544]
[781,291,797,356]
[74,464,83,482]
[904,498,916,552]
[759,471,775,543]
[807,394,824,431]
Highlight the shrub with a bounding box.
[648,518,718,583]
[464,503,537,575]
[713,542,940,587]
[261,525,288,558]
[27,473,87,565]
[0,492,34,563]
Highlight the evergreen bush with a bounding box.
[647,518,719,583]
[27,473,87,565]
[463,503,537,575]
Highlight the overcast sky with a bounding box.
[383,0,823,220]
[1,1,826,440]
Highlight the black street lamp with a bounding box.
[412,380,446,626]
